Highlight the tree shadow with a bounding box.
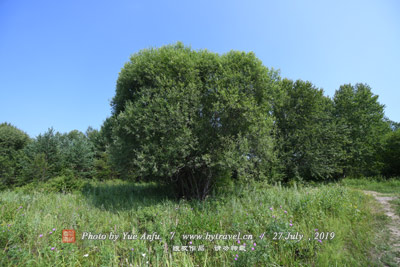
[81,181,177,212]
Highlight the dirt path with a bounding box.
[363,190,400,265]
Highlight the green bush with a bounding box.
[15,170,88,193]
[211,170,235,196]
[44,175,87,193]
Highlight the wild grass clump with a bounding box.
[0,179,379,266]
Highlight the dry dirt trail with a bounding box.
[363,190,400,265]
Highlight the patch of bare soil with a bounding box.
[363,190,400,265]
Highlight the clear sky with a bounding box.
[1,0,399,137]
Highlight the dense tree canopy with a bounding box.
[273,79,346,182]
[333,83,390,176]
[58,130,94,178]
[0,123,30,187]
[19,128,94,184]
[20,128,62,182]
[86,126,116,180]
[381,129,400,177]
[107,43,280,199]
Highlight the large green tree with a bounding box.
[333,83,390,177]
[0,123,30,188]
[107,43,280,199]
[272,79,346,182]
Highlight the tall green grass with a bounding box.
[341,177,400,266]
[0,179,382,266]
[341,177,400,194]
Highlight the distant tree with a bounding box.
[20,128,95,183]
[58,130,94,178]
[86,127,106,154]
[0,123,30,188]
[107,43,279,199]
[381,129,400,177]
[333,83,390,177]
[272,79,346,182]
[20,128,62,183]
[22,152,48,182]
[86,126,116,180]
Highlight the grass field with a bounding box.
[341,177,400,194]
[0,178,398,266]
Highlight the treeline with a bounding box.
[1,43,399,197]
[0,125,115,190]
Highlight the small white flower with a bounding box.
[83,254,89,257]
[142,253,146,257]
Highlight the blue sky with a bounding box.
[1,0,399,137]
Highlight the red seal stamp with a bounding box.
[62,229,76,243]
